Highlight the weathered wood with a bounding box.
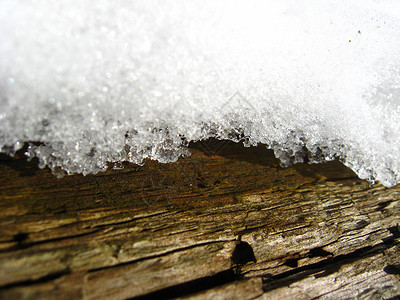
[258,244,400,299]
[0,140,399,299]
[177,277,263,300]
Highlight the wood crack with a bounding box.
[263,231,400,292]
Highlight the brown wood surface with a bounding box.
[0,140,399,299]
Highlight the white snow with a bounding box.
[1,0,399,186]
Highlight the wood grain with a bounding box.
[0,140,399,299]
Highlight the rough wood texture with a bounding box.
[0,140,399,299]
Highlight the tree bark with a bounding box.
[0,140,399,299]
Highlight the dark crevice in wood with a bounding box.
[13,233,29,244]
[384,225,400,242]
[308,247,332,258]
[262,227,400,292]
[128,269,237,300]
[284,258,299,268]
[231,241,257,265]
[376,200,392,211]
[383,265,400,275]
[0,228,103,253]
[0,270,70,290]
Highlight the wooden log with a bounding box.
[0,140,399,299]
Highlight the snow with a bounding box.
[1,0,399,186]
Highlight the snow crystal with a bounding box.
[1,0,400,186]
